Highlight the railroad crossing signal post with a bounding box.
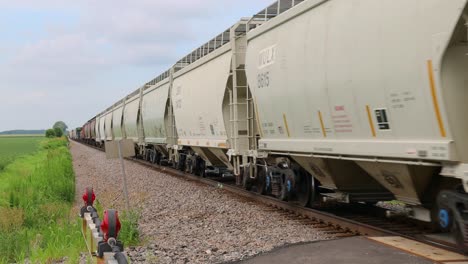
[105,139,135,211]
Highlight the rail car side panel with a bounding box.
[142,82,170,145]
[112,105,124,140]
[83,123,89,139]
[94,116,101,141]
[90,119,96,139]
[246,0,467,162]
[99,114,106,142]
[172,51,231,148]
[123,96,140,143]
[104,112,113,141]
[80,127,85,139]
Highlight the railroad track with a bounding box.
[74,140,466,262]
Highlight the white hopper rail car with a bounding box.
[81,0,468,252]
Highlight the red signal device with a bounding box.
[100,209,121,242]
[82,187,96,206]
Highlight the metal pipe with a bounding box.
[118,140,131,211]
[277,0,281,16]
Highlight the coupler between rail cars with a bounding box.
[437,186,468,253]
[80,188,128,264]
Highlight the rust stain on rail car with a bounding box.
[283,113,291,138]
[318,111,327,138]
[427,60,447,138]
[366,105,377,138]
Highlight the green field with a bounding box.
[0,136,43,171]
[0,137,84,263]
[0,137,139,263]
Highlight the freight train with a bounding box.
[70,0,468,252]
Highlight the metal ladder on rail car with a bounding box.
[137,86,145,153]
[167,67,179,163]
[229,21,257,181]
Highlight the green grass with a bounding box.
[0,137,84,263]
[0,137,140,263]
[0,136,43,171]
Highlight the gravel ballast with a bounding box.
[70,141,331,263]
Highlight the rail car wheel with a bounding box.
[242,165,252,191]
[155,152,162,165]
[177,155,186,171]
[185,156,195,174]
[453,186,468,254]
[157,152,163,165]
[195,157,206,177]
[153,150,158,163]
[255,170,265,194]
[294,167,311,207]
[200,161,206,177]
[435,185,468,253]
[454,221,468,254]
[145,150,151,162]
[279,170,295,201]
[255,165,267,195]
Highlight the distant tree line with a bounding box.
[0,130,46,135]
[45,121,68,138]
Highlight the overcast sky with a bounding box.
[0,0,272,131]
